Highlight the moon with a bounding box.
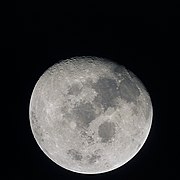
[29,56,153,174]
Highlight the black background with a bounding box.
[11,3,171,180]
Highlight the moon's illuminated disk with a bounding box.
[29,56,153,174]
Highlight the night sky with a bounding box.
[8,3,172,180]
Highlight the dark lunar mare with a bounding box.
[30,110,44,142]
[113,65,126,77]
[87,154,101,164]
[72,102,97,128]
[118,77,140,103]
[98,121,116,143]
[67,83,82,96]
[113,65,140,103]
[30,110,38,124]
[67,149,83,161]
[91,77,121,111]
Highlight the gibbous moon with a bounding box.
[29,56,153,174]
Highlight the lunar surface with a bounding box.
[29,56,153,174]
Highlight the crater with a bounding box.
[67,149,83,161]
[92,77,121,111]
[98,121,116,143]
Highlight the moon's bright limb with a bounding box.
[29,56,153,174]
